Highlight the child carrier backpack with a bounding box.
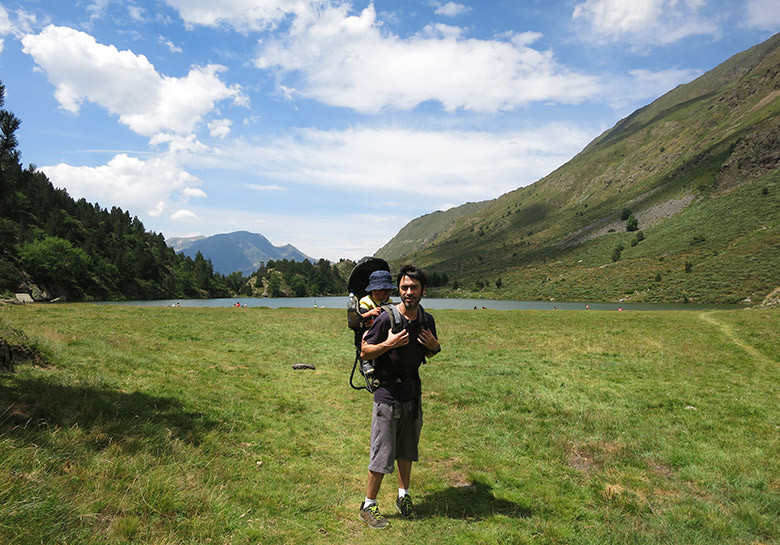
[346,258,391,392]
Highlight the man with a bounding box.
[358,265,441,529]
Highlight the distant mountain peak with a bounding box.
[166,231,315,276]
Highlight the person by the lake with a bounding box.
[358,265,441,529]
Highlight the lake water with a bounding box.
[94,296,743,311]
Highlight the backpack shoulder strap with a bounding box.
[381,304,404,334]
[417,305,427,327]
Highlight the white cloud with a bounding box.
[208,119,232,138]
[128,5,145,22]
[744,0,780,30]
[191,124,596,204]
[170,209,199,222]
[435,2,471,17]
[159,35,183,53]
[182,188,208,198]
[256,4,600,113]
[149,133,210,153]
[42,154,204,218]
[0,6,11,36]
[21,25,244,137]
[246,184,285,191]
[572,0,719,46]
[0,4,36,39]
[163,0,315,31]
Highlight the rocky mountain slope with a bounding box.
[377,33,780,304]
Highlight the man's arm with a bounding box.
[361,327,409,360]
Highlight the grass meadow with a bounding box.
[1,303,778,544]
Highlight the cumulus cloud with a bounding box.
[21,25,244,137]
[256,4,600,113]
[170,209,199,222]
[42,154,205,218]
[434,2,471,17]
[208,119,232,138]
[744,0,780,30]
[572,0,719,46]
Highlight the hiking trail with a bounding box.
[699,311,776,366]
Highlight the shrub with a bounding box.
[612,244,625,262]
[626,214,639,232]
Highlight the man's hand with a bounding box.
[385,327,409,349]
[418,328,440,352]
[361,327,408,360]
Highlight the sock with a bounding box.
[364,497,377,508]
[398,488,409,498]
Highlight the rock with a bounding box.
[15,293,34,304]
[30,284,51,301]
[292,363,316,370]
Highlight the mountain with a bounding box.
[167,231,315,276]
[375,200,489,261]
[378,33,780,304]
[166,235,206,252]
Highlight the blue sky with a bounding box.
[1,1,777,261]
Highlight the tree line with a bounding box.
[249,258,347,297]
[0,81,236,301]
[0,79,353,301]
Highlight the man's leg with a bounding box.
[366,469,384,501]
[396,458,412,490]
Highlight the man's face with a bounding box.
[398,275,424,311]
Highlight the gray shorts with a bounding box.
[368,399,423,474]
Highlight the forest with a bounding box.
[0,81,346,302]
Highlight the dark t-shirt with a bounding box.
[363,306,437,404]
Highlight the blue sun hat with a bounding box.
[365,270,395,292]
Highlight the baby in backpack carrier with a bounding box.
[357,270,395,387]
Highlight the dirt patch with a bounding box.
[559,192,696,247]
[760,287,780,308]
[647,460,675,479]
[568,447,601,474]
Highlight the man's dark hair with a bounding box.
[397,264,428,289]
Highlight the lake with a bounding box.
[94,296,743,311]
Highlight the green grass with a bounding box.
[1,304,779,544]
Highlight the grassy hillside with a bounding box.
[1,304,778,544]
[375,201,489,261]
[381,33,780,304]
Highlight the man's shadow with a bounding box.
[415,480,532,519]
[0,375,216,454]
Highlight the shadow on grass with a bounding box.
[416,480,532,520]
[0,376,216,454]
